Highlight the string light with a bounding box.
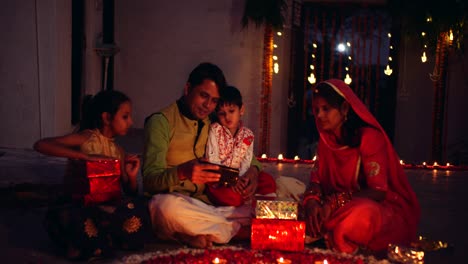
[344,73,352,84]
[421,51,427,63]
[274,63,279,74]
[384,65,393,76]
[308,73,316,84]
[277,32,282,36]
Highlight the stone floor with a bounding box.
[0,130,466,263]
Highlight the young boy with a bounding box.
[205,86,275,206]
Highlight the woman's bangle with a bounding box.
[326,192,352,212]
[302,194,323,207]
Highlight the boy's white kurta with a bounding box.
[205,122,254,176]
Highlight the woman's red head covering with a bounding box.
[313,79,420,237]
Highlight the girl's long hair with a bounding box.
[79,90,130,131]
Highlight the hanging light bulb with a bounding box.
[308,73,316,84]
[344,73,352,84]
[384,65,393,76]
[421,51,427,63]
[274,63,279,74]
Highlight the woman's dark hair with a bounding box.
[79,90,130,131]
[216,85,243,111]
[313,83,368,147]
[187,62,227,92]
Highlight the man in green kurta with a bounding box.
[143,62,261,248]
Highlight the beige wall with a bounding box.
[1,0,466,164]
[114,0,292,156]
[0,0,72,149]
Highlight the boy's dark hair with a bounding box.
[313,83,367,147]
[217,85,243,111]
[79,90,130,131]
[187,62,227,92]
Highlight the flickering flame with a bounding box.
[384,65,393,76]
[276,257,292,264]
[212,257,227,264]
[344,73,352,84]
[421,52,427,63]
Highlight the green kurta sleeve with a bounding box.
[251,155,262,171]
[142,113,180,194]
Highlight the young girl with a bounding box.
[34,90,150,260]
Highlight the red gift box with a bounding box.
[251,218,305,251]
[84,159,122,206]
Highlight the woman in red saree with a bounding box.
[303,79,420,254]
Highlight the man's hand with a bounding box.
[177,159,221,184]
